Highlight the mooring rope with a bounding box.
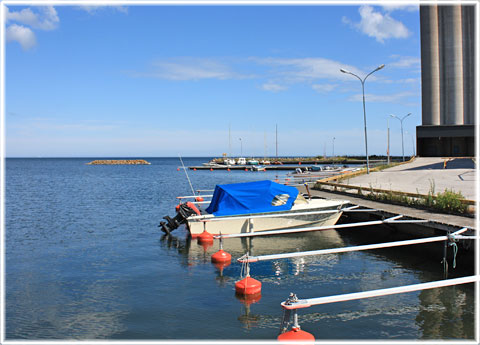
[450,242,458,269]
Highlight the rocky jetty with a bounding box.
[86,159,151,165]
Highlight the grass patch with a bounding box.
[364,185,468,214]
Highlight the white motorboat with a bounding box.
[250,165,266,171]
[223,158,236,165]
[159,180,348,237]
[237,157,247,165]
[202,160,223,167]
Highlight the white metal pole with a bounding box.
[281,276,478,310]
[239,236,448,263]
[340,65,385,174]
[387,118,390,165]
[400,120,405,161]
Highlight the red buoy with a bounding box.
[195,196,204,202]
[193,168,197,171]
[211,249,231,264]
[245,168,248,171]
[298,162,302,165]
[227,168,231,171]
[278,327,315,342]
[177,168,180,171]
[235,276,261,295]
[197,230,214,243]
[210,168,213,171]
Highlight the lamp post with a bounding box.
[387,117,390,165]
[340,64,385,174]
[405,131,416,157]
[390,113,412,162]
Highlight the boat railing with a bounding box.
[214,214,431,239]
[176,194,213,199]
[198,204,356,223]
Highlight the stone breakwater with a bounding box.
[86,160,151,165]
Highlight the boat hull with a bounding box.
[186,199,347,236]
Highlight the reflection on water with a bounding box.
[8,272,128,339]
[160,227,475,340]
[6,158,475,340]
[416,285,474,339]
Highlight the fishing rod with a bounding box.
[179,155,196,197]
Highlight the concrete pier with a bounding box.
[316,157,476,201]
[304,157,476,231]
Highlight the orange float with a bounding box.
[211,249,231,264]
[197,230,214,243]
[278,327,315,342]
[235,276,262,295]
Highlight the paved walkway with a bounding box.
[341,157,477,201]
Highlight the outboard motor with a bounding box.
[159,202,201,235]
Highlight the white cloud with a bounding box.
[344,5,410,43]
[389,55,421,68]
[349,91,416,103]
[255,57,365,82]
[262,82,287,92]
[133,58,250,81]
[398,78,420,84]
[380,3,418,13]
[131,56,387,91]
[312,84,338,93]
[77,5,128,15]
[6,24,36,50]
[6,6,59,31]
[6,6,59,51]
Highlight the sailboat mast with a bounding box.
[229,123,231,157]
[275,124,278,158]
[264,130,267,160]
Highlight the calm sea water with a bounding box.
[5,158,475,340]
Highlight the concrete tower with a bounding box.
[417,4,476,157]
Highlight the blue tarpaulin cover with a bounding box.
[205,180,299,216]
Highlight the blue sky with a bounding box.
[4,2,421,157]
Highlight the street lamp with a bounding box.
[340,64,385,174]
[390,113,412,162]
[387,117,390,165]
[405,131,416,157]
